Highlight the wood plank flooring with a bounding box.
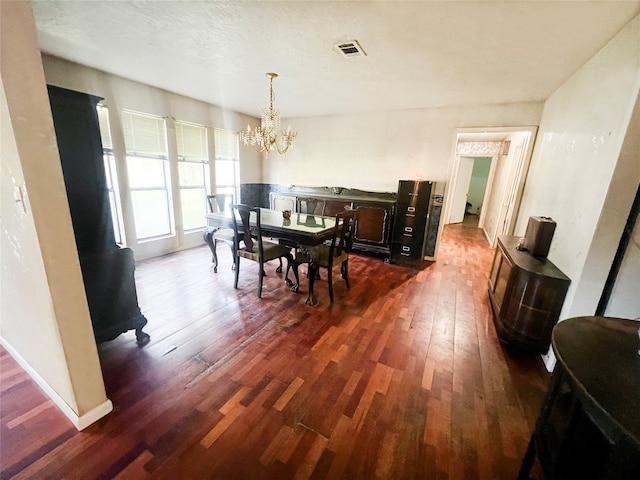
[1,218,550,479]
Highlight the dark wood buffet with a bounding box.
[488,235,570,353]
[270,186,397,256]
[269,182,442,263]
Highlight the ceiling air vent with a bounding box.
[334,40,366,58]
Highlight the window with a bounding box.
[122,111,172,240]
[176,121,210,231]
[97,104,125,245]
[214,128,240,203]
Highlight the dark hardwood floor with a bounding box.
[1,218,550,479]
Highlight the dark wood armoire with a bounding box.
[47,85,149,345]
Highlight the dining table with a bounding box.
[204,208,337,305]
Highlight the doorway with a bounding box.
[448,156,491,224]
[444,126,538,246]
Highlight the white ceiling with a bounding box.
[31,1,640,119]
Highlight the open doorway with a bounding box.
[448,156,491,224]
[444,126,538,246]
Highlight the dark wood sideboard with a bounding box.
[488,235,570,353]
[269,183,443,262]
[518,316,640,479]
[270,186,397,256]
[47,85,149,345]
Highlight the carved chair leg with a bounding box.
[328,264,334,303]
[343,259,350,289]
[234,256,240,289]
[229,241,237,271]
[258,261,264,298]
[203,229,219,272]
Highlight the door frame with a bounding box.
[444,126,538,244]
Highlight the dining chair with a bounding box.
[231,204,297,298]
[293,209,356,303]
[205,193,236,272]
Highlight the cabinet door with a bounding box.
[488,248,502,292]
[353,203,391,245]
[492,250,513,314]
[505,275,565,341]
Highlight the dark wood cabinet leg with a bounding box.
[135,327,150,346]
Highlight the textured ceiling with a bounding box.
[31,1,640,119]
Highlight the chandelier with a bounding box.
[240,72,297,156]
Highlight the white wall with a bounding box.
[1,0,111,429]
[41,55,262,260]
[514,15,640,368]
[263,104,544,195]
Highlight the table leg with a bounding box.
[306,262,319,306]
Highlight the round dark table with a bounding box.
[518,316,640,479]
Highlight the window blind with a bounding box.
[97,104,112,149]
[214,128,239,160]
[176,122,208,162]
[122,110,168,157]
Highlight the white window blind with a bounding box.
[214,128,239,160]
[176,121,210,231]
[176,122,208,162]
[122,111,167,157]
[97,104,112,149]
[214,128,240,203]
[123,110,172,240]
[96,104,124,244]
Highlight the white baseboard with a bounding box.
[1,337,113,430]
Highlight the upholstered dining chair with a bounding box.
[205,193,236,272]
[231,204,297,298]
[293,209,356,303]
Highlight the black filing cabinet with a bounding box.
[391,180,434,267]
